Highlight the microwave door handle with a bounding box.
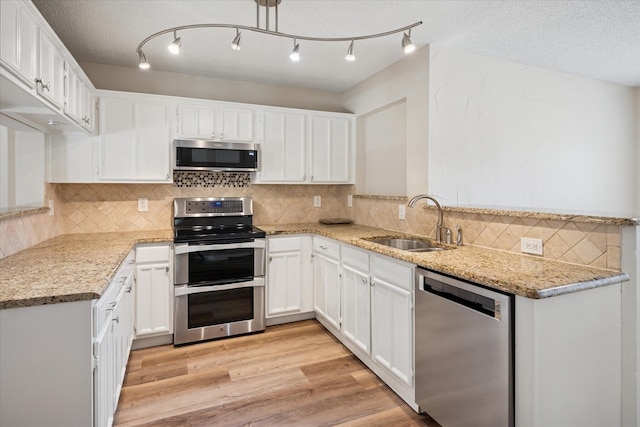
[174,240,266,255]
[175,279,265,296]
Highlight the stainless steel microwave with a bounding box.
[173,139,259,172]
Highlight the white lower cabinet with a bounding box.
[313,236,342,329]
[93,249,135,427]
[341,245,371,354]
[134,244,173,338]
[266,235,313,319]
[370,256,413,387]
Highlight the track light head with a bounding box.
[138,51,150,69]
[168,31,181,54]
[345,40,356,61]
[231,29,242,51]
[289,40,300,62]
[401,32,415,54]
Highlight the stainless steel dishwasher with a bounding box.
[415,269,513,427]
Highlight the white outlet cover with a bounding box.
[313,196,321,208]
[347,195,353,207]
[521,237,543,255]
[398,204,406,220]
[138,198,148,212]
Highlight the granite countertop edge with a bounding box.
[0,231,173,310]
[261,223,630,300]
[0,223,630,310]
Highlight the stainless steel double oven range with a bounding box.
[173,197,266,346]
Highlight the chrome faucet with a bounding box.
[408,194,446,242]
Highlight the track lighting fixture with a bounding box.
[138,50,150,69]
[231,28,242,51]
[136,0,421,71]
[168,31,181,54]
[289,39,300,62]
[401,30,415,54]
[345,40,355,61]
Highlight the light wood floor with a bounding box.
[114,319,439,427]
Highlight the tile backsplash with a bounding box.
[351,197,621,271]
[0,178,624,271]
[55,182,352,234]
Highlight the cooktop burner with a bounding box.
[173,197,265,244]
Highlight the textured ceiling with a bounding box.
[32,0,640,91]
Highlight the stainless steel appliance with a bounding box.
[174,139,259,172]
[415,269,514,427]
[173,197,266,345]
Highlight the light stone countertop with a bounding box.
[0,230,173,310]
[261,223,630,299]
[0,223,630,310]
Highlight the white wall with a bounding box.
[80,62,346,113]
[428,44,637,217]
[342,46,429,197]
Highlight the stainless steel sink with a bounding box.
[366,237,447,253]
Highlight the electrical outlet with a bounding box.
[521,237,543,255]
[48,199,54,216]
[313,196,321,207]
[138,198,148,212]
[347,195,353,207]
[398,204,406,220]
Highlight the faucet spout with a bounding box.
[407,194,444,242]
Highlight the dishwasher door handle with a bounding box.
[419,274,502,320]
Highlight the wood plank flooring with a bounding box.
[114,319,439,426]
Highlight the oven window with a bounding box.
[188,287,254,328]
[189,248,254,285]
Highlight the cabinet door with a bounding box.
[259,111,306,182]
[342,264,371,354]
[93,317,115,427]
[219,107,253,141]
[81,88,96,134]
[308,115,351,183]
[135,263,172,337]
[37,30,65,109]
[313,253,341,329]
[64,66,83,123]
[267,251,302,316]
[0,1,37,87]
[177,103,216,139]
[371,276,413,387]
[98,97,172,182]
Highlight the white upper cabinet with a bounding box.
[176,102,254,142]
[0,0,38,88]
[255,109,353,184]
[258,111,307,182]
[98,93,172,182]
[176,103,215,139]
[308,115,351,183]
[219,106,254,141]
[36,29,65,109]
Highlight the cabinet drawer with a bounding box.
[136,244,171,263]
[341,244,369,272]
[268,236,302,253]
[372,255,413,291]
[313,236,340,260]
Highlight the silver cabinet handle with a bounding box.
[319,245,327,250]
[36,77,50,91]
[165,266,169,272]
[361,277,368,285]
[112,316,120,324]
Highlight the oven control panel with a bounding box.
[174,197,253,217]
[186,200,244,214]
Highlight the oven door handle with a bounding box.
[174,278,265,296]
[174,240,266,255]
